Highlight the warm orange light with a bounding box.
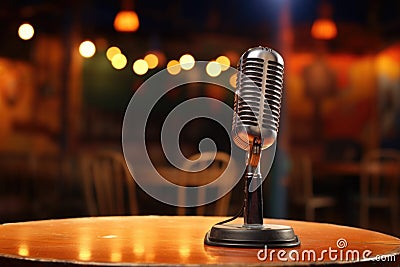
[216,56,230,71]
[18,244,29,257]
[111,251,122,262]
[144,53,158,69]
[114,10,139,32]
[229,73,237,88]
[311,18,337,40]
[106,46,121,61]
[376,55,399,79]
[79,249,92,261]
[147,50,166,67]
[167,60,181,75]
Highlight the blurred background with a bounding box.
[0,0,399,237]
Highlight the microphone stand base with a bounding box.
[204,223,300,248]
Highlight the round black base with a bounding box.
[204,224,300,248]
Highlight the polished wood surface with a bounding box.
[0,216,399,266]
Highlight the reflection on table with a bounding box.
[0,216,399,266]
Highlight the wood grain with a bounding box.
[0,216,399,266]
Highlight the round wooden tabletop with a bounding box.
[0,216,399,266]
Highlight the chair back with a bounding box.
[289,155,314,201]
[177,151,237,216]
[360,149,400,199]
[80,150,138,216]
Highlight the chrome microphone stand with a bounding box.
[204,137,300,248]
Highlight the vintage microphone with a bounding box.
[204,46,300,248]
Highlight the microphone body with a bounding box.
[232,47,284,226]
[204,47,299,248]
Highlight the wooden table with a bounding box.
[0,216,399,266]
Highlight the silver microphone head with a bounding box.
[232,46,284,151]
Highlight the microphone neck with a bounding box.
[248,137,261,168]
[243,137,264,226]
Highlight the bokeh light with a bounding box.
[18,23,34,40]
[144,53,158,69]
[179,54,195,70]
[114,10,139,32]
[167,60,181,75]
[311,18,337,40]
[133,59,149,75]
[376,54,399,79]
[206,61,222,77]
[229,73,237,88]
[111,53,127,69]
[79,41,96,58]
[216,55,230,71]
[106,46,121,61]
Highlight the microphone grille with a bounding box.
[232,47,284,150]
[236,57,264,127]
[263,58,283,132]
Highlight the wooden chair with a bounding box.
[80,150,138,216]
[177,151,238,216]
[0,153,34,222]
[360,149,400,234]
[289,155,336,221]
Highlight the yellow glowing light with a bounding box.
[167,60,181,75]
[18,244,29,256]
[114,10,139,32]
[179,246,191,259]
[216,55,230,71]
[206,61,222,77]
[144,53,158,69]
[18,23,34,40]
[111,53,127,69]
[229,73,237,88]
[79,41,96,58]
[133,245,145,257]
[78,249,91,261]
[133,59,149,75]
[111,252,122,262]
[376,55,399,79]
[106,46,121,61]
[179,54,195,70]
